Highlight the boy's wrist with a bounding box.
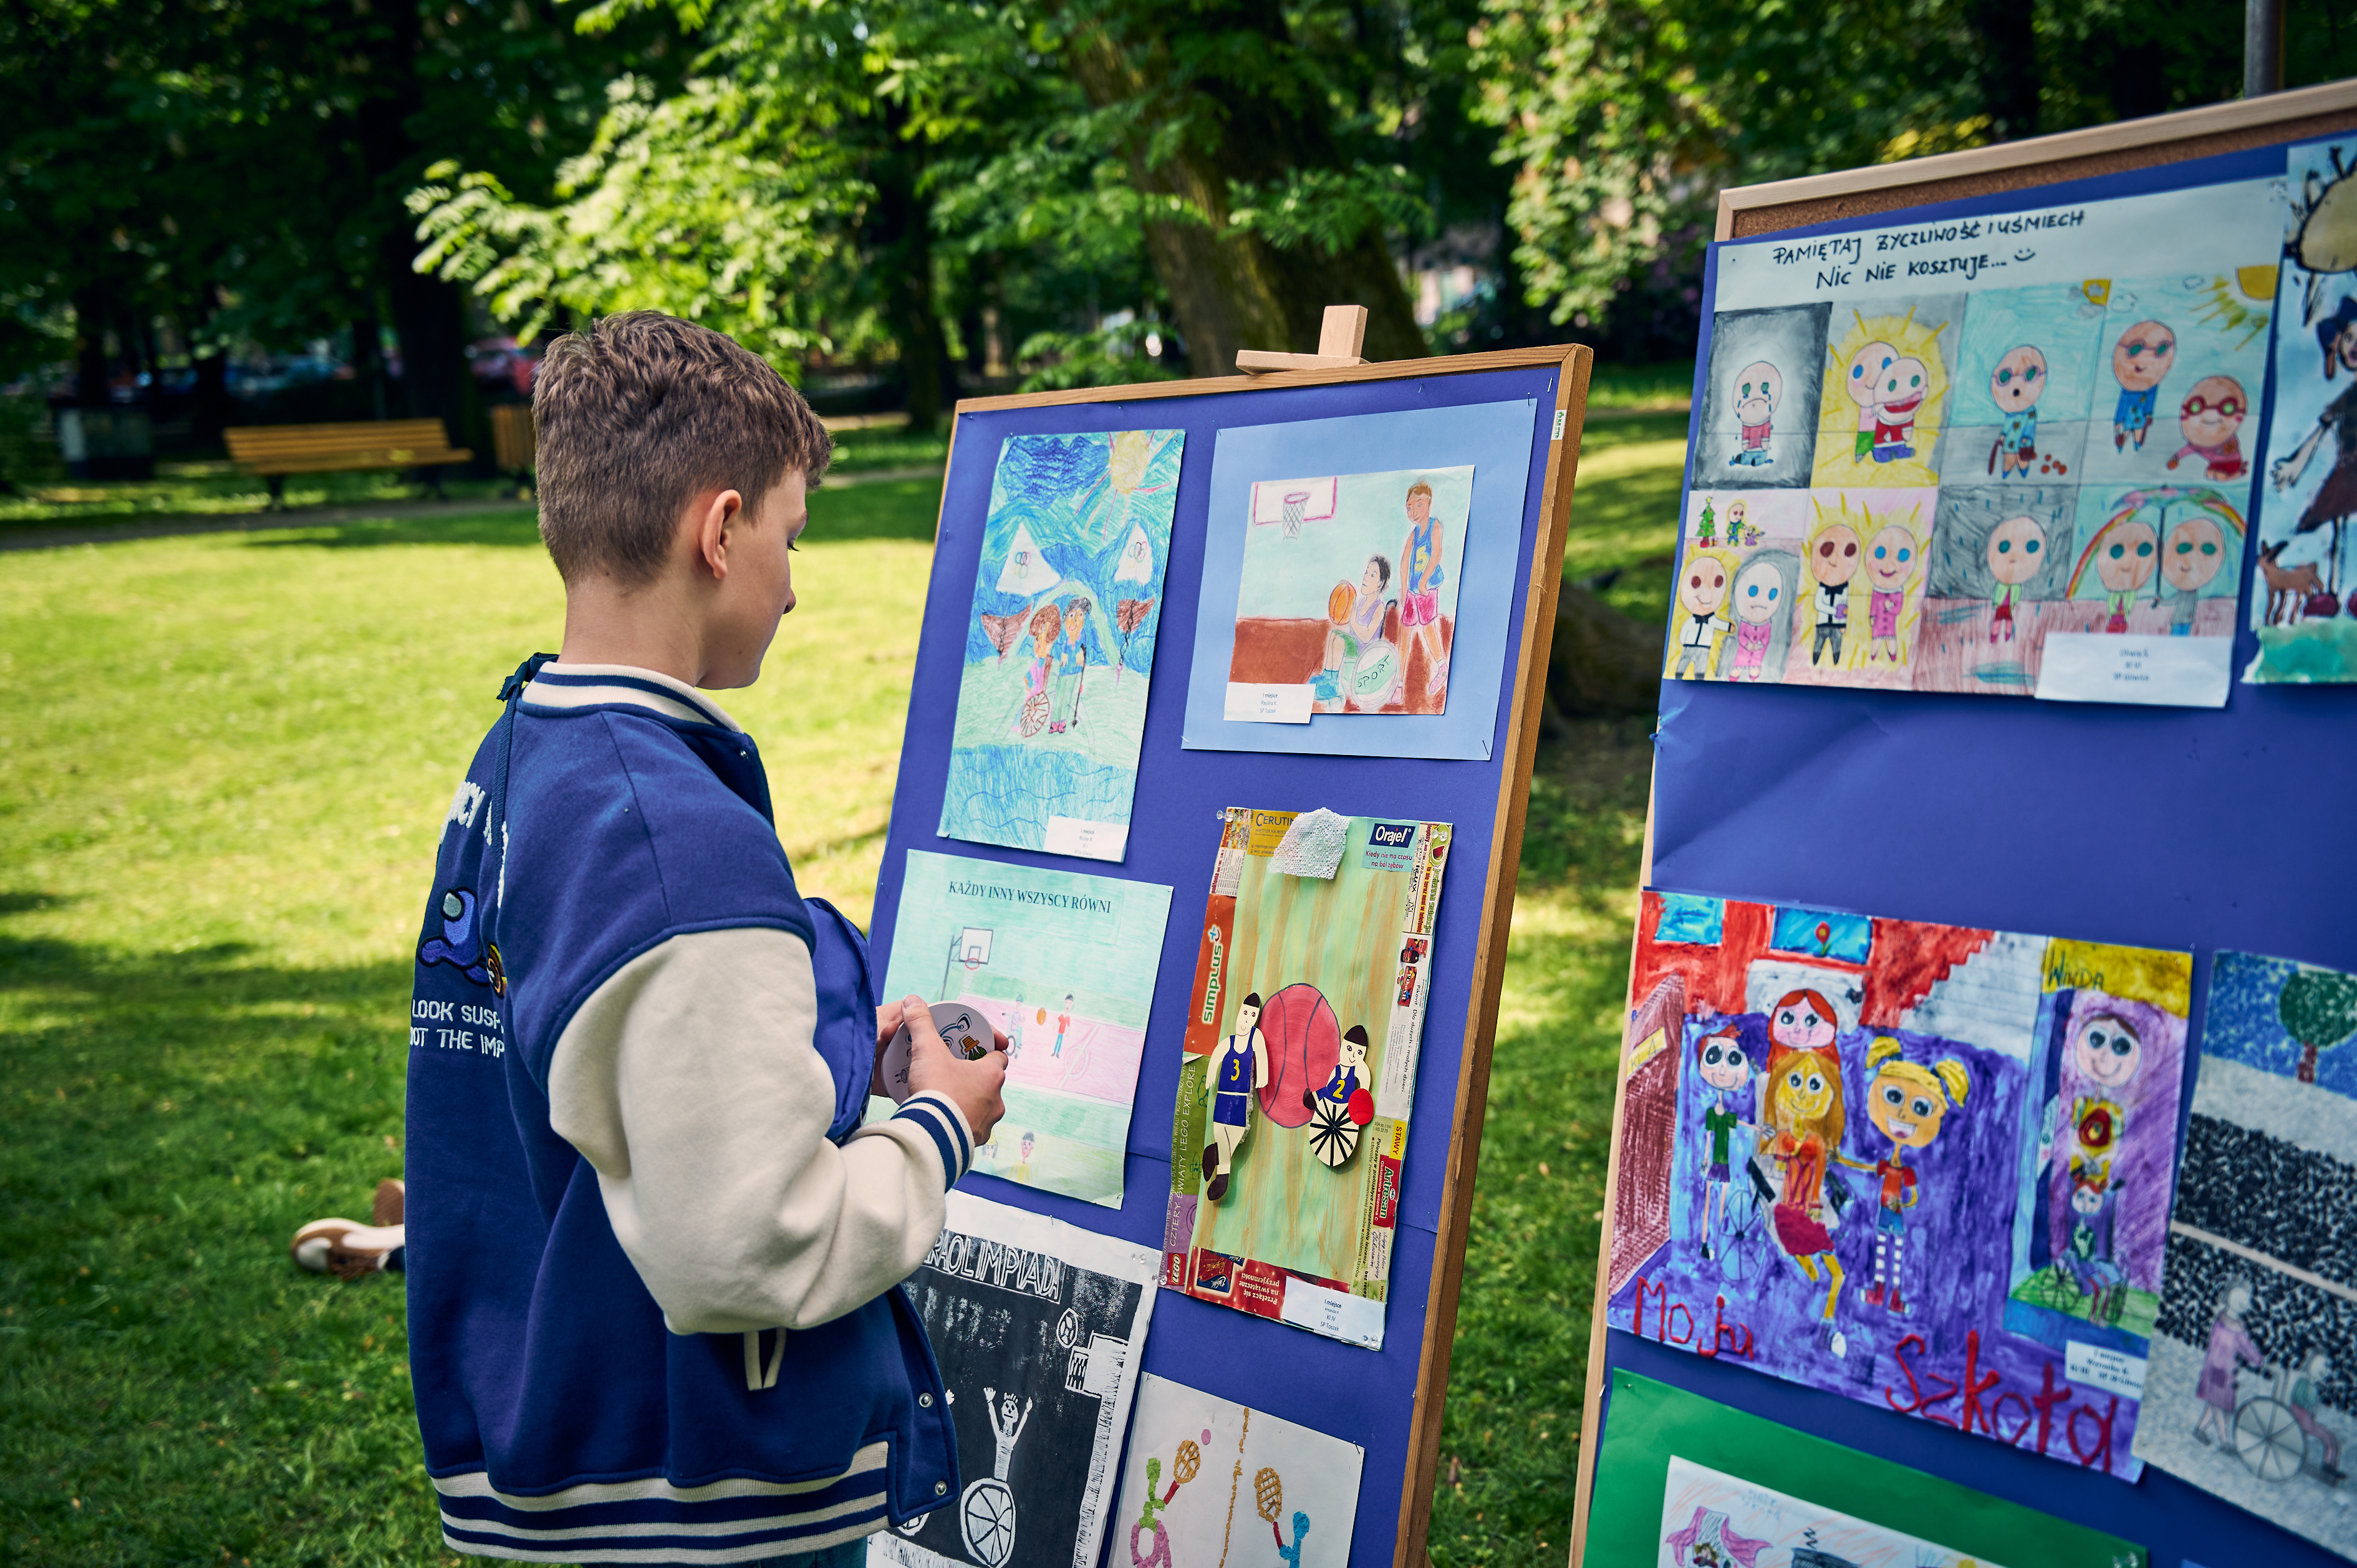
[890,1093,975,1190]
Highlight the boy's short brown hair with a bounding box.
[533,312,832,587]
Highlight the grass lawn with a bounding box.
[0,420,1680,1566]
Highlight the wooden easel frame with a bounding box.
[941,342,1596,1568]
[1567,80,2357,1568]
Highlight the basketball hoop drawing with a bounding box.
[940,926,994,999]
[1250,477,1339,539]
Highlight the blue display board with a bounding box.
[870,350,1588,1568]
[1586,135,2357,1566]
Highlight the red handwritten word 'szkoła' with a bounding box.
[1886,1333,2119,1472]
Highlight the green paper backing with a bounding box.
[1586,1371,2146,1567]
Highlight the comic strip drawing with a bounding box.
[1694,304,1830,486]
[1112,1376,1364,1568]
[882,851,1174,1208]
[939,430,1183,862]
[1657,1456,2002,1568]
[1778,491,1935,690]
[2133,951,2357,1554]
[874,1195,1157,1568]
[1227,466,1470,719]
[2065,485,2245,638]
[2253,139,2357,680]
[1610,893,2194,1475]
[1939,282,2108,486]
[1165,810,1450,1349]
[2076,272,2272,493]
[1668,491,1806,683]
[1811,299,1961,491]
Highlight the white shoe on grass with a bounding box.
[290,1218,405,1279]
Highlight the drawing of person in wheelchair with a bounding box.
[2192,1280,2348,1487]
[2055,1168,2129,1327]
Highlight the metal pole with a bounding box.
[2246,0,2286,98]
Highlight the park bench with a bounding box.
[224,418,473,509]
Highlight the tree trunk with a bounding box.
[2302,1041,2319,1084]
[1061,4,1425,374]
[866,122,956,432]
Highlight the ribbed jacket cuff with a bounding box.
[892,1094,973,1190]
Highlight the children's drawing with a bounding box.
[1939,282,2108,485]
[940,430,1183,861]
[874,1193,1157,1568]
[2064,484,2245,638]
[1164,809,1452,1350]
[1657,1456,2001,1568]
[1693,304,1830,486]
[1914,485,2076,694]
[880,850,1174,1208]
[1668,491,1806,683]
[1810,297,1961,490]
[1608,892,2195,1477]
[1226,466,1470,719]
[2133,950,2357,1554]
[1776,490,1935,690]
[2076,272,2271,493]
[1112,1375,1364,1568]
[2250,138,2357,681]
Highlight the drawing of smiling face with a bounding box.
[2112,321,2176,390]
[1679,559,1729,617]
[1810,524,1860,586]
[2164,516,2226,592]
[1844,340,1899,410]
[2075,1014,2143,1089]
[1771,996,1834,1053]
[1775,1056,1835,1125]
[1990,344,2046,412]
[2096,521,2159,594]
[1986,514,2045,585]
[1877,357,1928,421]
[1733,360,1781,425]
[2178,374,2246,449]
[1870,1073,1948,1148]
[1698,1034,1750,1092]
[1866,524,1916,590]
[1733,559,1782,624]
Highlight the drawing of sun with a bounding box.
[1811,304,1953,491]
[2186,266,2279,349]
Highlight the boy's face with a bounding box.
[701,472,809,688]
[1405,490,1432,527]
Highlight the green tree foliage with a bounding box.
[2280,968,2357,1085]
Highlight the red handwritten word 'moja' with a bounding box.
[1631,1276,1754,1360]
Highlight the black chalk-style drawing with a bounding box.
[872,1193,1160,1568]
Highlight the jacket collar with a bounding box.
[521,662,745,733]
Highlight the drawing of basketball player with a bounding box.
[1202,993,1267,1203]
[981,1387,1034,1481]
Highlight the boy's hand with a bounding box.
[890,993,1008,1145]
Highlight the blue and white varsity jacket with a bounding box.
[407,659,970,1563]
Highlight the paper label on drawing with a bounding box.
[1041,815,1129,860]
[1377,953,1428,1120]
[1278,1279,1385,1349]
[1225,683,1314,723]
[1362,820,1419,873]
[2066,1339,2149,1399]
[1363,1224,1394,1282]
[2033,632,2230,707]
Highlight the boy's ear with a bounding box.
[690,488,746,580]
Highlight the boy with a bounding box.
[405,312,1008,1566]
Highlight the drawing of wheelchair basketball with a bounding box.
[1112,1374,1365,1568]
[872,1196,1157,1568]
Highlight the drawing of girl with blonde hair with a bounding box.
[1760,989,1848,1323]
[1852,1036,1968,1315]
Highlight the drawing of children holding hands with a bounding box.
[2167,375,2249,480]
[2111,320,2177,452]
[1863,520,1919,661]
[1051,597,1092,733]
[2161,514,2229,636]
[1842,340,1899,462]
[1853,1036,1967,1315]
[1694,1028,1753,1261]
[1727,558,1785,681]
[1806,518,1859,666]
[2081,519,2159,633]
[1019,604,1061,736]
[1871,357,1929,464]
[1399,481,1450,701]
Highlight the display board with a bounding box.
[1574,83,2357,1568]
[867,344,1591,1568]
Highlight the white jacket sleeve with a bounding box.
[546,926,972,1335]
